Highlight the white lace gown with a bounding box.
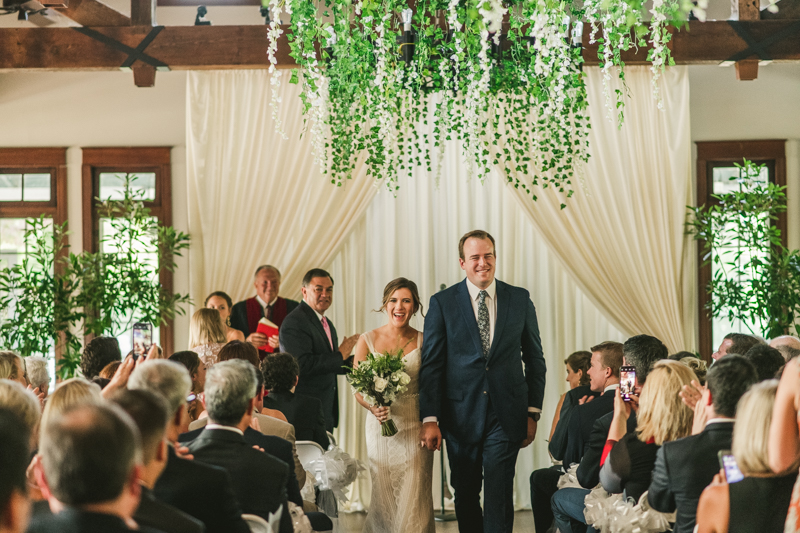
[362,331,435,533]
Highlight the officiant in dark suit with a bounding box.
[230,265,299,350]
[419,230,547,533]
[279,268,359,431]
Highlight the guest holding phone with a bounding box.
[696,380,798,533]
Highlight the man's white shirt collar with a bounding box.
[309,305,325,322]
[706,418,735,426]
[256,295,278,309]
[603,384,620,394]
[466,278,497,301]
[206,424,244,436]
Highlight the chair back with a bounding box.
[326,431,337,448]
[295,440,325,469]
[242,505,283,533]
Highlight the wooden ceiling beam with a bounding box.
[54,0,131,27]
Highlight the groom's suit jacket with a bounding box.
[279,300,344,430]
[419,279,547,444]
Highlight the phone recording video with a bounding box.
[619,366,636,402]
[132,322,152,359]
[718,450,744,483]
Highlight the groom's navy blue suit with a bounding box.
[420,278,546,533]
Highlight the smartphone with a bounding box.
[132,322,152,359]
[718,450,744,483]
[619,366,636,401]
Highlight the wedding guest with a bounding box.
[768,355,800,533]
[230,265,299,350]
[744,344,785,381]
[770,334,800,354]
[24,356,50,399]
[99,360,122,380]
[129,360,250,533]
[188,308,228,367]
[777,345,800,363]
[0,352,26,386]
[549,350,593,449]
[80,336,121,379]
[182,360,292,533]
[0,408,31,533]
[712,333,762,362]
[647,355,758,533]
[262,352,329,450]
[40,378,103,428]
[110,389,204,533]
[28,403,145,533]
[669,351,697,361]
[680,356,708,385]
[169,351,206,421]
[0,380,40,450]
[205,291,245,343]
[280,268,359,431]
[696,380,797,533]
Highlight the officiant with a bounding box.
[230,265,299,350]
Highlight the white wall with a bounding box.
[0,61,798,351]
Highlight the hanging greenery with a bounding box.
[268,0,699,203]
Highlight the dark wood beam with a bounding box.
[54,0,130,27]
[131,0,155,26]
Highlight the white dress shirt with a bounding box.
[256,295,278,317]
[205,424,244,436]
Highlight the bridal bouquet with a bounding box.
[346,350,411,437]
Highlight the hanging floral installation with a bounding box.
[267,0,702,204]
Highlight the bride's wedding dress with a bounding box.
[362,331,435,533]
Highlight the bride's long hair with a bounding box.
[376,277,424,317]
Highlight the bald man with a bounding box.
[770,335,800,362]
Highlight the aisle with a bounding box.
[339,510,534,532]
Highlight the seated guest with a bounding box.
[551,334,669,532]
[205,292,245,343]
[80,336,121,379]
[182,360,292,533]
[697,380,797,533]
[110,389,204,533]
[668,351,697,361]
[713,333,762,361]
[530,342,620,533]
[40,378,102,428]
[28,403,146,533]
[99,361,122,380]
[0,352,27,386]
[169,351,206,421]
[770,335,800,360]
[594,361,695,509]
[129,360,250,533]
[549,350,595,458]
[188,309,228,367]
[680,356,708,385]
[230,265,299,350]
[647,355,758,533]
[24,356,50,399]
[0,380,40,450]
[0,408,33,533]
[261,352,329,450]
[744,344,785,382]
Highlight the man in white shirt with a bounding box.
[230,265,299,350]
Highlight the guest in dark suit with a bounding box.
[419,230,547,533]
[182,360,291,533]
[129,360,250,533]
[279,268,359,431]
[110,389,204,533]
[530,342,622,533]
[28,403,151,533]
[648,355,758,533]
[230,265,299,350]
[261,352,329,450]
[0,408,31,533]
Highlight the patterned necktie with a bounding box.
[477,290,490,358]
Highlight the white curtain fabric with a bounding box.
[185,70,378,304]
[503,66,697,353]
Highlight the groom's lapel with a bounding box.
[456,280,484,356]
[487,281,509,361]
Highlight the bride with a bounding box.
[353,277,435,533]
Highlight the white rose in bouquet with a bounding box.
[373,376,389,392]
[399,372,411,386]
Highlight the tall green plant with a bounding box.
[0,175,191,378]
[687,159,800,339]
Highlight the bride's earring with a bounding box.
[226,317,231,326]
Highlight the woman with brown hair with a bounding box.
[205,291,245,343]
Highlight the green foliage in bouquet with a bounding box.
[0,175,191,378]
[687,159,800,339]
[346,349,411,436]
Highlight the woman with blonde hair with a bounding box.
[188,308,228,367]
[585,360,696,533]
[696,380,797,533]
[41,377,103,428]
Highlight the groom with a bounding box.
[419,230,547,533]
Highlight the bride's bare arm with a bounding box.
[354,335,389,422]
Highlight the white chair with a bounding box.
[242,508,283,533]
[326,431,337,448]
[295,440,325,470]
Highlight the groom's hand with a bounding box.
[419,422,442,451]
[521,419,537,448]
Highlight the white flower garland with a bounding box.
[266,0,288,138]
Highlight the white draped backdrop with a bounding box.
[186,65,695,511]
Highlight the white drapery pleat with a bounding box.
[186,70,378,304]
[503,66,697,353]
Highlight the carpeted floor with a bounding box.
[339,510,535,532]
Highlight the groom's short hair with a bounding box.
[590,341,624,378]
[459,230,496,260]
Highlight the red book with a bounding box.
[256,317,279,353]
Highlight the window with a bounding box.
[695,140,787,360]
[82,148,175,356]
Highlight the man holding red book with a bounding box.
[230,265,299,352]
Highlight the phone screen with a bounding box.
[619,366,636,401]
[720,452,744,483]
[132,323,152,356]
